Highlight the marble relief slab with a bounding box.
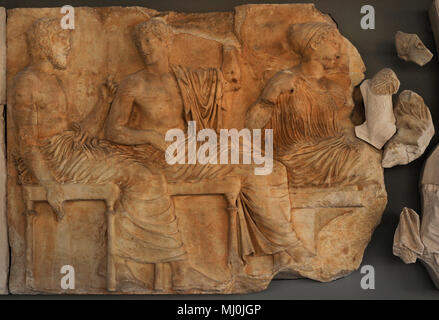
[5,4,386,294]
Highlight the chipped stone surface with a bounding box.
[6,5,386,294]
[393,145,439,290]
[393,192,439,288]
[393,208,425,264]
[395,31,433,66]
[421,146,439,254]
[382,90,434,168]
[355,68,400,149]
[0,7,8,295]
[393,207,439,289]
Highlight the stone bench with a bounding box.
[21,177,242,291]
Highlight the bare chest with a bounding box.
[35,76,68,115]
[34,76,69,137]
[134,77,184,123]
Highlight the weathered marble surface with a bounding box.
[393,145,439,289]
[393,208,425,264]
[395,31,433,66]
[382,90,434,168]
[354,68,400,149]
[6,5,387,294]
[0,7,8,295]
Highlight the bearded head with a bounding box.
[27,17,72,69]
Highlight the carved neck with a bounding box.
[144,59,169,75]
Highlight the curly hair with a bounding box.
[133,17,172,52]
[26,17,69,61]
[370,68,400,96]
[287,22,339,58]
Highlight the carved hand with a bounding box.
[100,75,118,104]
[43,182,66,221]
[261,71,295,104]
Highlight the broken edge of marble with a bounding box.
[393,207,439,289]
[395,31,433,66]
[382,90,434,168]
[393,207,424,264]
[0,7,8,295]
[354,68,399,149]
[430,0,439,62]
[393,144,439,289]
[421,147,439,253]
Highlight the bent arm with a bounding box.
[104,85,167,150]
[13,79,58,187]
[246,70,297,129]
[245,100,275,129]
[79,96,111,137]
[80,77,117,137]
[245,75,279,129]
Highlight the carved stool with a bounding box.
[168,177,242,278]
[22,183,120,291]
[22,176,241,292]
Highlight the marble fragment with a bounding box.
[393,208,425,264]
[382,90,434,168]
[6,5,387,294]
[393,145,439,289]
[355,68,400,149]
[395,31,433,66]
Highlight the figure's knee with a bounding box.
[126,166,168,197]
[241,160,287,185]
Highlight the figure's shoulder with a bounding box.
[281,67,315,86]
[281,67,302,78]
[13,67,41,90]
[118,69,148,94]
[272,68,300,80]
[11,67,43,105]
[122,69,148,84]
[265,68,302,89]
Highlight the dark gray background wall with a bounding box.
[2,0,439,300]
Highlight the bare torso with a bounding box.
[129,70,185,137]
[15,66,70,141]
